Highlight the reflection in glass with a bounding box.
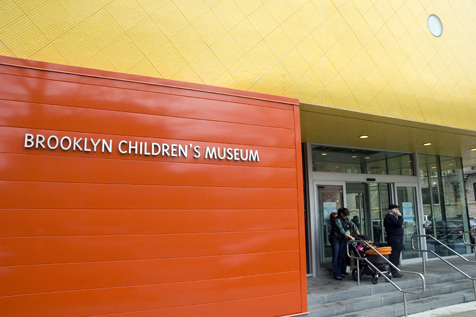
[312,145,414,176]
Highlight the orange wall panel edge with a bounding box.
[0,56,307,317]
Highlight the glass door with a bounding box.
[316,184,344,269]
[397,186,420,259]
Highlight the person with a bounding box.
[329,207,360,280]
[384,203,404,278]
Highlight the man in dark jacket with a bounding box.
[384,204,404,278]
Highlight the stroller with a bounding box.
[349,235,392,284]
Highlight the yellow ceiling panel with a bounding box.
[351,18,374,46]
[171,25,208,61]
[0,42,14,56]
[248,5,278,39]
[211,70,242,91]
[374,0,396,22]
[128,57,162,78]
[135,0,170,14]
[210,33,245,69]
[235,0,264,17]
[106,0,148,31]
[326,73,352,106]
[79,9,124,50]
[246,41,278,72]
[82,51,118,73]
[29,44,68,65]
[0,15,50,58]
[295,2,322,33]
[172,63,203,84]
[364,36,386,65]
[192,10,227,46]
[62,0,114,24]
[264,0,294,25]
[229,18,262,53]
[339,29,363,59]
[202,0,221,7]
[100,33,145,73]
[265,27,295,59]
[148,40,187,79]
[150,1,190,39]
[126,17,168,56]
[296,33,322,67]
[325,11,350,40]
[362,6,386,34]
[211,0,245,30]
[227,55,259,90]
[352,80,376,108]
[338,1,362,27]
[281,49,309,82]
[281,14,310,47]
[1,0,24,29]
[353,0,373,16]
[173,0,209,23]
[189,48,226,85]
[352,48,375,77]
[13,0,47,13]
[339,61,364,92]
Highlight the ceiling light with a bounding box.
[352,156,357,158]
[359,135,368,139]
[364,157,370,159]
[321,153,327,156]
[471,148,476,152]
[423,142,432,146]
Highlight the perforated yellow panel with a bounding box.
[1,0,476,133]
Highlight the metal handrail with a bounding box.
[411,234,476,303]
[461,230,476,261]
[347,239,425,317]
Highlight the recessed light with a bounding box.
[423,142,432,146]
[322,153,327,156]
[364,157,370,159]
[471,148,476,152]
[359,135,368,139]
[352,156,357,158]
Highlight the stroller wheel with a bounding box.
[385,272,392,282]
[372,275,379,284]
[352,268,358,281]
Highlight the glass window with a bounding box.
[311,145,414,176]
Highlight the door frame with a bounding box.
[308,171,424,276]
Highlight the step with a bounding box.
[308,279,475,317]
[307,270,467,307]
[339,289,476,317]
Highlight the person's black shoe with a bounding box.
[334,276,342,280]
[392,272,403,278]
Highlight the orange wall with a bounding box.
[0,56,307,317]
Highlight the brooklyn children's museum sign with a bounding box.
[24,133,260,162]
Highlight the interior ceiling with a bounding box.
[300,103,476,167]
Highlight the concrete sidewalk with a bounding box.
[409,302,476,316]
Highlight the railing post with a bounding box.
[422,252,426,275]
[473,279,476,300]
[357,258,360,285]
[403,292,408,316]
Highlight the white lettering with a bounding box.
[179,144,187,157]
[151,143,160,156]
[240,149,248,161]
[226,148,233,160]
[205,147,217,159]
[129,141,138,155]
[171,144,177,157]
[234,148,240,161]
[193,146,200,158]
[73,137,83,151]
[47,135,58,150]
[37,134,46,149]
[249,150,259,162]
[90,139,101,152]
[102,139,112,153]
[24,134,34,148]
[217,147,226,160]
[162,144,170,156]
[60,137,72,151]
[84,138,91,152]
[118,141,127,154]
[144,142,151,156]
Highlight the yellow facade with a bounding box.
[2,0,476,163]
